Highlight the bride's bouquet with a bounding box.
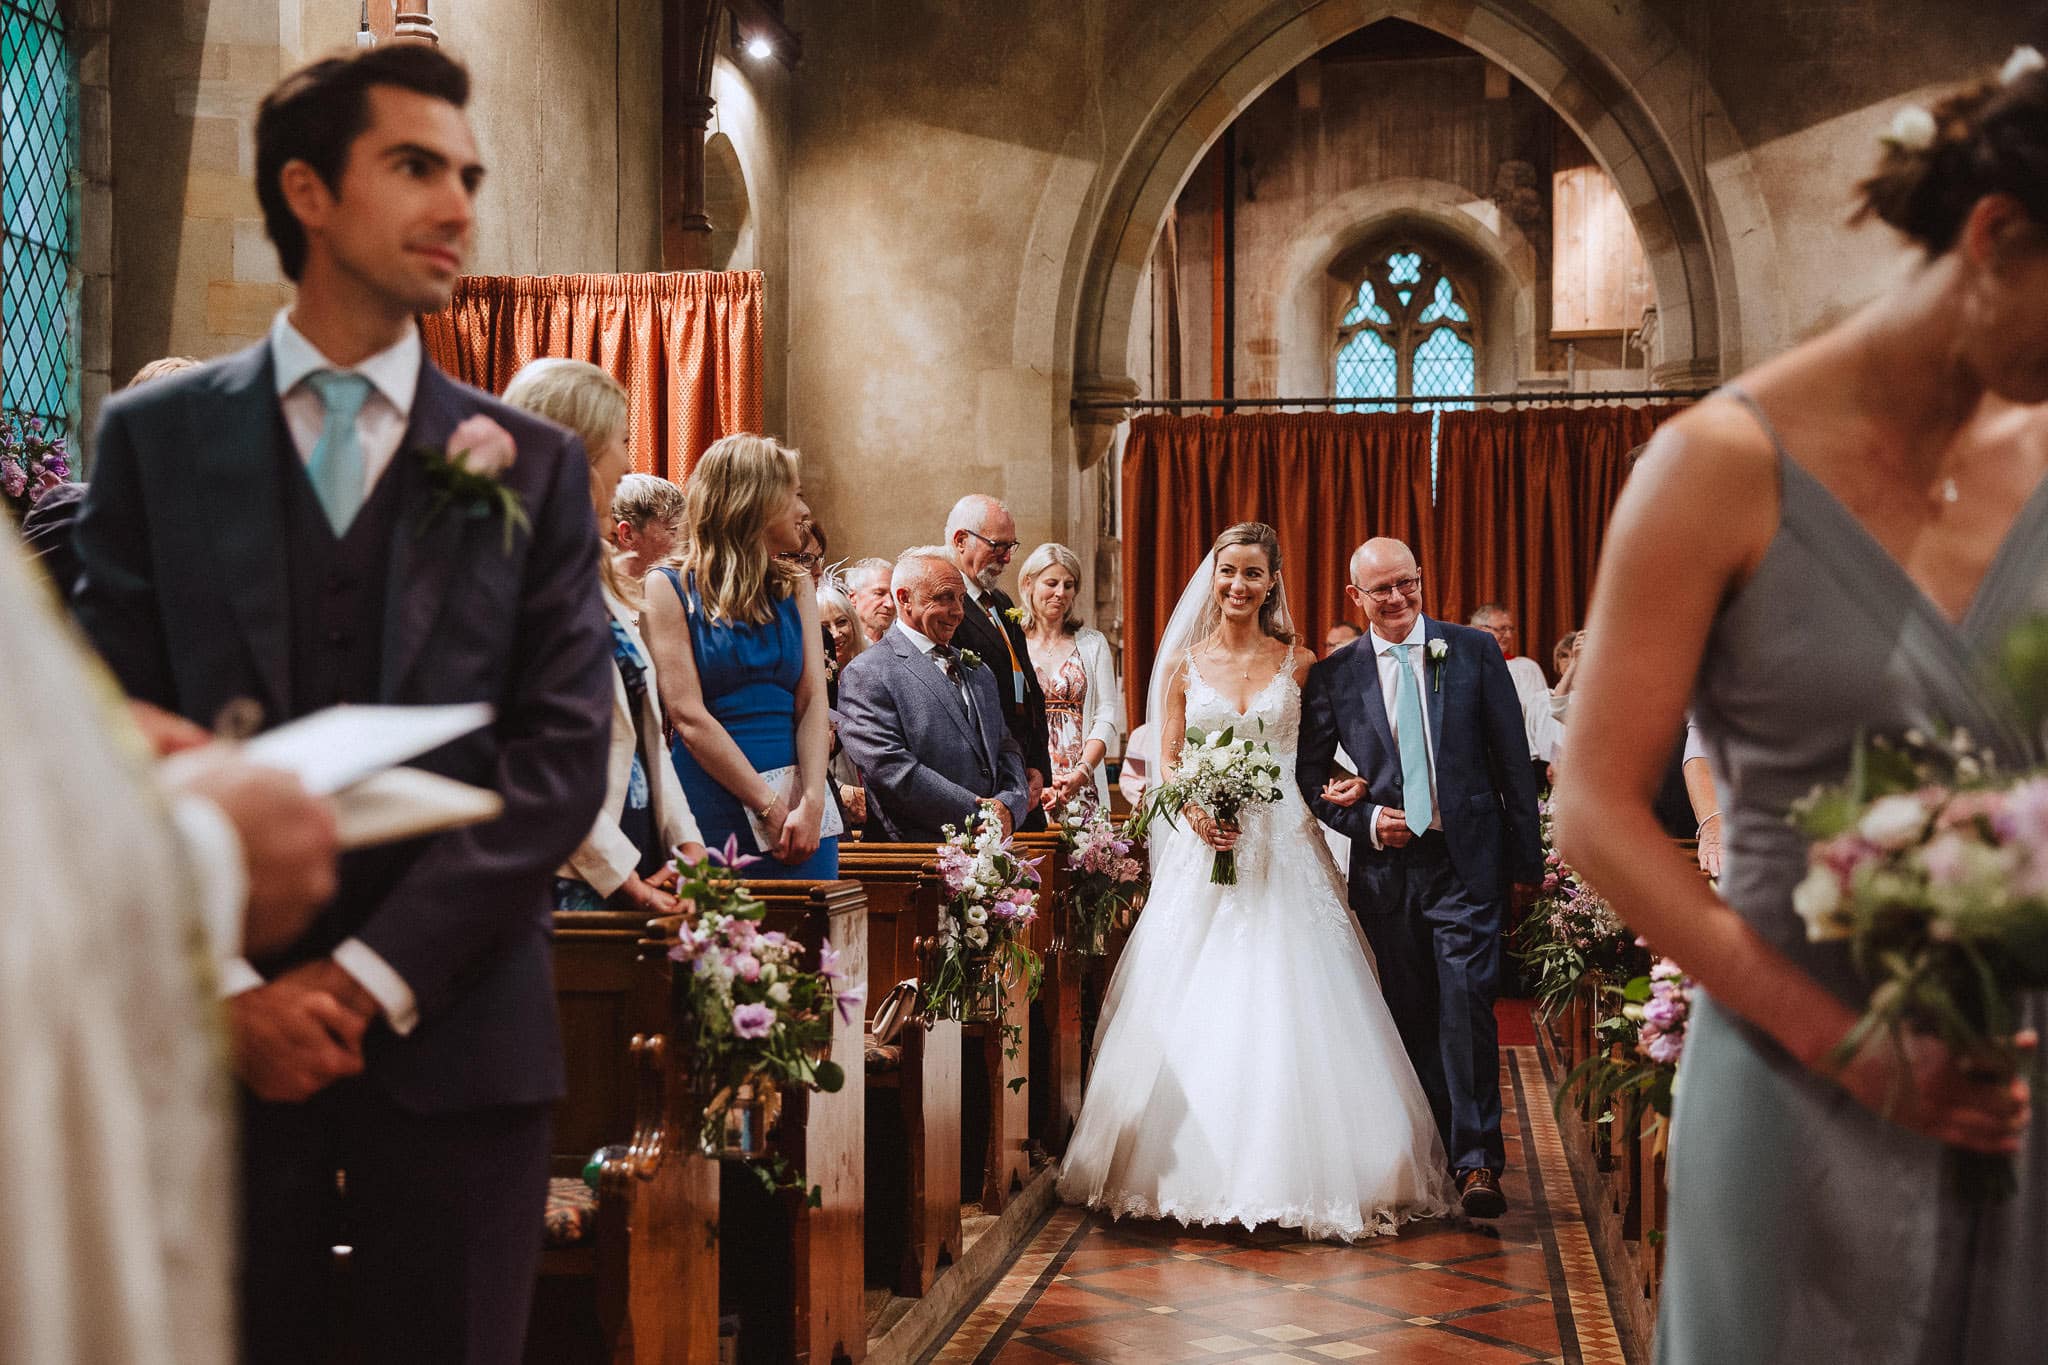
[1790,725,2048,1200]
[1130,724,1284,885]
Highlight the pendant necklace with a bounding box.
[1942,476,1960,504]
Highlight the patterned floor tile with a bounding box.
[932,1046,1626,1365]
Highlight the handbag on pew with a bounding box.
[866,977,920,1053]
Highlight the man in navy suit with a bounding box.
[71,45,610,1362]
[838,547,1032,844]
[1296,538,1542,1219]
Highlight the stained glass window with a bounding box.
[1332,247,1476,478]
[3,0,74,429]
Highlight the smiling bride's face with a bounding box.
[1211,543,1274,625]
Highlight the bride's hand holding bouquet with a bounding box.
[1131,723,1285,885]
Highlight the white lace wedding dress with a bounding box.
[1057,648,1455,1239]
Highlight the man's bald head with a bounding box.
[1348,537,1418,587]
[1345,538,1424,641]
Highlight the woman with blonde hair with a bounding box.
[501,358,703,913]
[1017,542,1122,812]
[643,433,836,877]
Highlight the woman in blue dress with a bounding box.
[643,434,836,878]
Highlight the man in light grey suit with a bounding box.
[838,547,1030,843]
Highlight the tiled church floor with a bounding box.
[926,1047,1628,1365]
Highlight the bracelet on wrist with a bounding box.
[1696,812,1721,836]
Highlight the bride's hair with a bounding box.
[1205,522,1297,644]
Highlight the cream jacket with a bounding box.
[560,586,702,894]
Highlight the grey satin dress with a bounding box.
[1665,389,2048,1364]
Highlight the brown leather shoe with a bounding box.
[1458,1168,1506,1219]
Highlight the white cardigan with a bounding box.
[1032,625,1125,808]
[559,586,702,895]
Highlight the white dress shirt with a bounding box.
[1366,617,1442,849]
[896,619,974,706]
[218,313,427,1034]
[1503,655,1551,761]
[269,308,420,498]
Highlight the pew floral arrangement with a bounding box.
[1558,953,1695,1131]
[1515,803,1645,1017]
[1055,798,1148,956]
[1128,723,1285,885]
[667,838,864,1173]
[925,806,1044,1069]
[1787,713,2048,1201]
[1,411,70,517]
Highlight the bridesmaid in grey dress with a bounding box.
[1555,56,2048,1363]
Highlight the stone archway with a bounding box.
[1053,0,1779,465]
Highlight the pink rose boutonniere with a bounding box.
[416,414,530,552]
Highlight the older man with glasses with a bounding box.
[1470,603,1554,781]
[1296,538,1541,1220]
[943,493,1052,828]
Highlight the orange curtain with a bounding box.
[420,270,764,480]
[1120,412,1437,718]
[1435,404,1688,681]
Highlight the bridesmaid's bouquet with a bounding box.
[1790,726,2048,1200]
[1131,724,1284,885]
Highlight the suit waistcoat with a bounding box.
[267,437,408,967]
[282,438,402,717]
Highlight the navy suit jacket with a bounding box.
[1296,618,1542,900]
[836,626,1030,843]
[71,340,612,1112]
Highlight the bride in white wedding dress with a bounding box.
[1057,522,1454,1240]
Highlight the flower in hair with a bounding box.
[2001,45,2045,86]
[1884,104,1938,154]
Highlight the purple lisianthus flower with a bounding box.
[1642,995,1683,1031]
[835,985,866,1025]
[731,1003,776,1039]
[731,952,762,982]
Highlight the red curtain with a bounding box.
[1119,412,1437,718]
[1434,404,1688,680]
[420,270,764,481]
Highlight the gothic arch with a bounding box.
[1052,0,1780,463]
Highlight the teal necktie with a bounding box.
[1393,643,1434,836]
[304,369,374,536]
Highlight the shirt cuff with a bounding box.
[1367,803,1385,851]
[219,958,266,998]
[334,937,420,1036]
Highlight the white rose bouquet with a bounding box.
[1790,725,2048,1201]
[1131,723,1285,885]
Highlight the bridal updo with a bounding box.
[1209,522,1296,644]
[1856,51,2048,253]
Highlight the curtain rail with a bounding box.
[1072,387,1712,412]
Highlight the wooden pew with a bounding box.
[713,879,870,1365]
[833,849,964,1296]
[1014,830,1083,1160]
[530,910,719,1365]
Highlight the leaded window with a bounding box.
[1334,249,1475,481]
[3,0,74,429]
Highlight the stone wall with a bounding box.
[99,0,664,442]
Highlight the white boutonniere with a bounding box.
[958,648,984,673]
[415,414,528,552]
[1882,104,1938,154]
[1427,637,1449,692]
[2002,45,2045,86]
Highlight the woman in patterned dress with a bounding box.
[1018,542,1123,813]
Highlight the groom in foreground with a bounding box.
[1298,538,1542,1217]
[73,45,611,1361]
